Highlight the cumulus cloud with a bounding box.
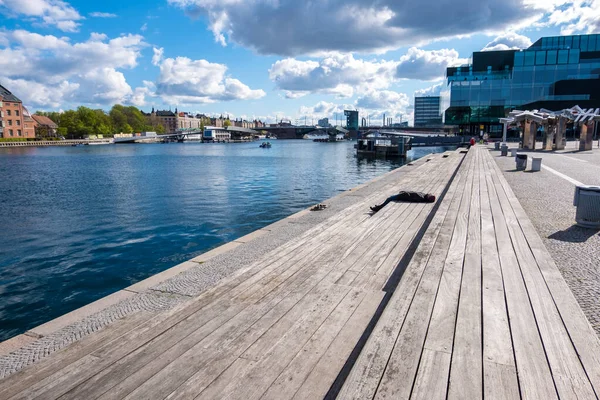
[0,0,83,32]
[298,89,411,125]
[482,32,533,51]
[155,56,265,104]
[0,30,145,108]
[168,0,551,55]
[548,0,600,34]
[396,48,466,80]
[269,53,397,99]
[270,49,463,98]
[415,82,445,97]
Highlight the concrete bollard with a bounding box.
[516,154,527,171]
[531,157,542,172]
[494,142,500,150]
[510,148,518,157]
[501,144,508,156]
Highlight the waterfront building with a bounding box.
[317,118,331,128]
[445,33,600,136]
[344,110,359,131]
[32,115,59,137]
[22,107,36,138]
[414,96,443,127]
[0,84,31,139]
[145,108,178,133]
[203,126,230,142]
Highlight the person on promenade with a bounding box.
[370,191,436,213]
[470,137,476,146]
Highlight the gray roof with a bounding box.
[0,84,22,103]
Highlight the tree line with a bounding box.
[36,105,165,139]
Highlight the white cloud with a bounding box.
[396,48,466,81]
[152,47,164,66]
[298,89,411,124]
[415,82,445,97]
[549,0,600,34]
[89,12,117,18]
[270,49,463,98]
[0,30,146,108]
[482,32,533,51]
[141,23,148,32]
[0,0,83,32]
[155,56,265,104]
[168,0,552,56]
[356,90,410,111]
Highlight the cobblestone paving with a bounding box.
[0,156,426,379]
[492,147,600,336]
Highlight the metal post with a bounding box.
[502,121,508,144]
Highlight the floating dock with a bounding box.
[1,147,599,399]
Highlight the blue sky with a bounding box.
[0,0,598,124]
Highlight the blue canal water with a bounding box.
[0,141,445,341]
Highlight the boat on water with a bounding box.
[259,142,272,148]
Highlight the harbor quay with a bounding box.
[2,146,600,399]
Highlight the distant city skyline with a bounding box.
[0,0,598,124]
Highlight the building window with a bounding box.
[6,109,11,116]
[17,130,21,136]
[558,49,569,64]
[8,119,12,126]
[15,110,19,117]
[16,120,20,126]
[9,129,13,136]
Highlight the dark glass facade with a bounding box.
[445,34,600,135]
[414,96,442,126]
[344,110,359,130]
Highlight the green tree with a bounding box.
[224,119,231,127]
[155,124,166,134]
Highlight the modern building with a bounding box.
[414,96,443,127]
[344,110,359,131]
[203,126,230,142]
[0,84,33,139]
[317,118,331,128]
[445,33,600,136]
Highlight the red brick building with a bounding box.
[0,84,34,139]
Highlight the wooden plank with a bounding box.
[485,149,600,395]
[483,361,520,400]
[259,289,371,400]
[480,151,515,368]
[483,149,596,399]
[410,349,451,400]
[292,290,385,400]
[337,152,470,400]
[138,283,351,400]
[422,151,475,354]
[478,150,520,398]
[0,310,154,400]
[92,265,343,400]
[447,148,483,400]
[481,150,558,400]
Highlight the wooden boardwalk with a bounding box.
[1,146,599,399]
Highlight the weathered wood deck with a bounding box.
[1,146,599,399]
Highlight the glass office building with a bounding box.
[414,96,442,127]
[445,34,600,135]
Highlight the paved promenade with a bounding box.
[2,146,600,399]
[492,141,600,334]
